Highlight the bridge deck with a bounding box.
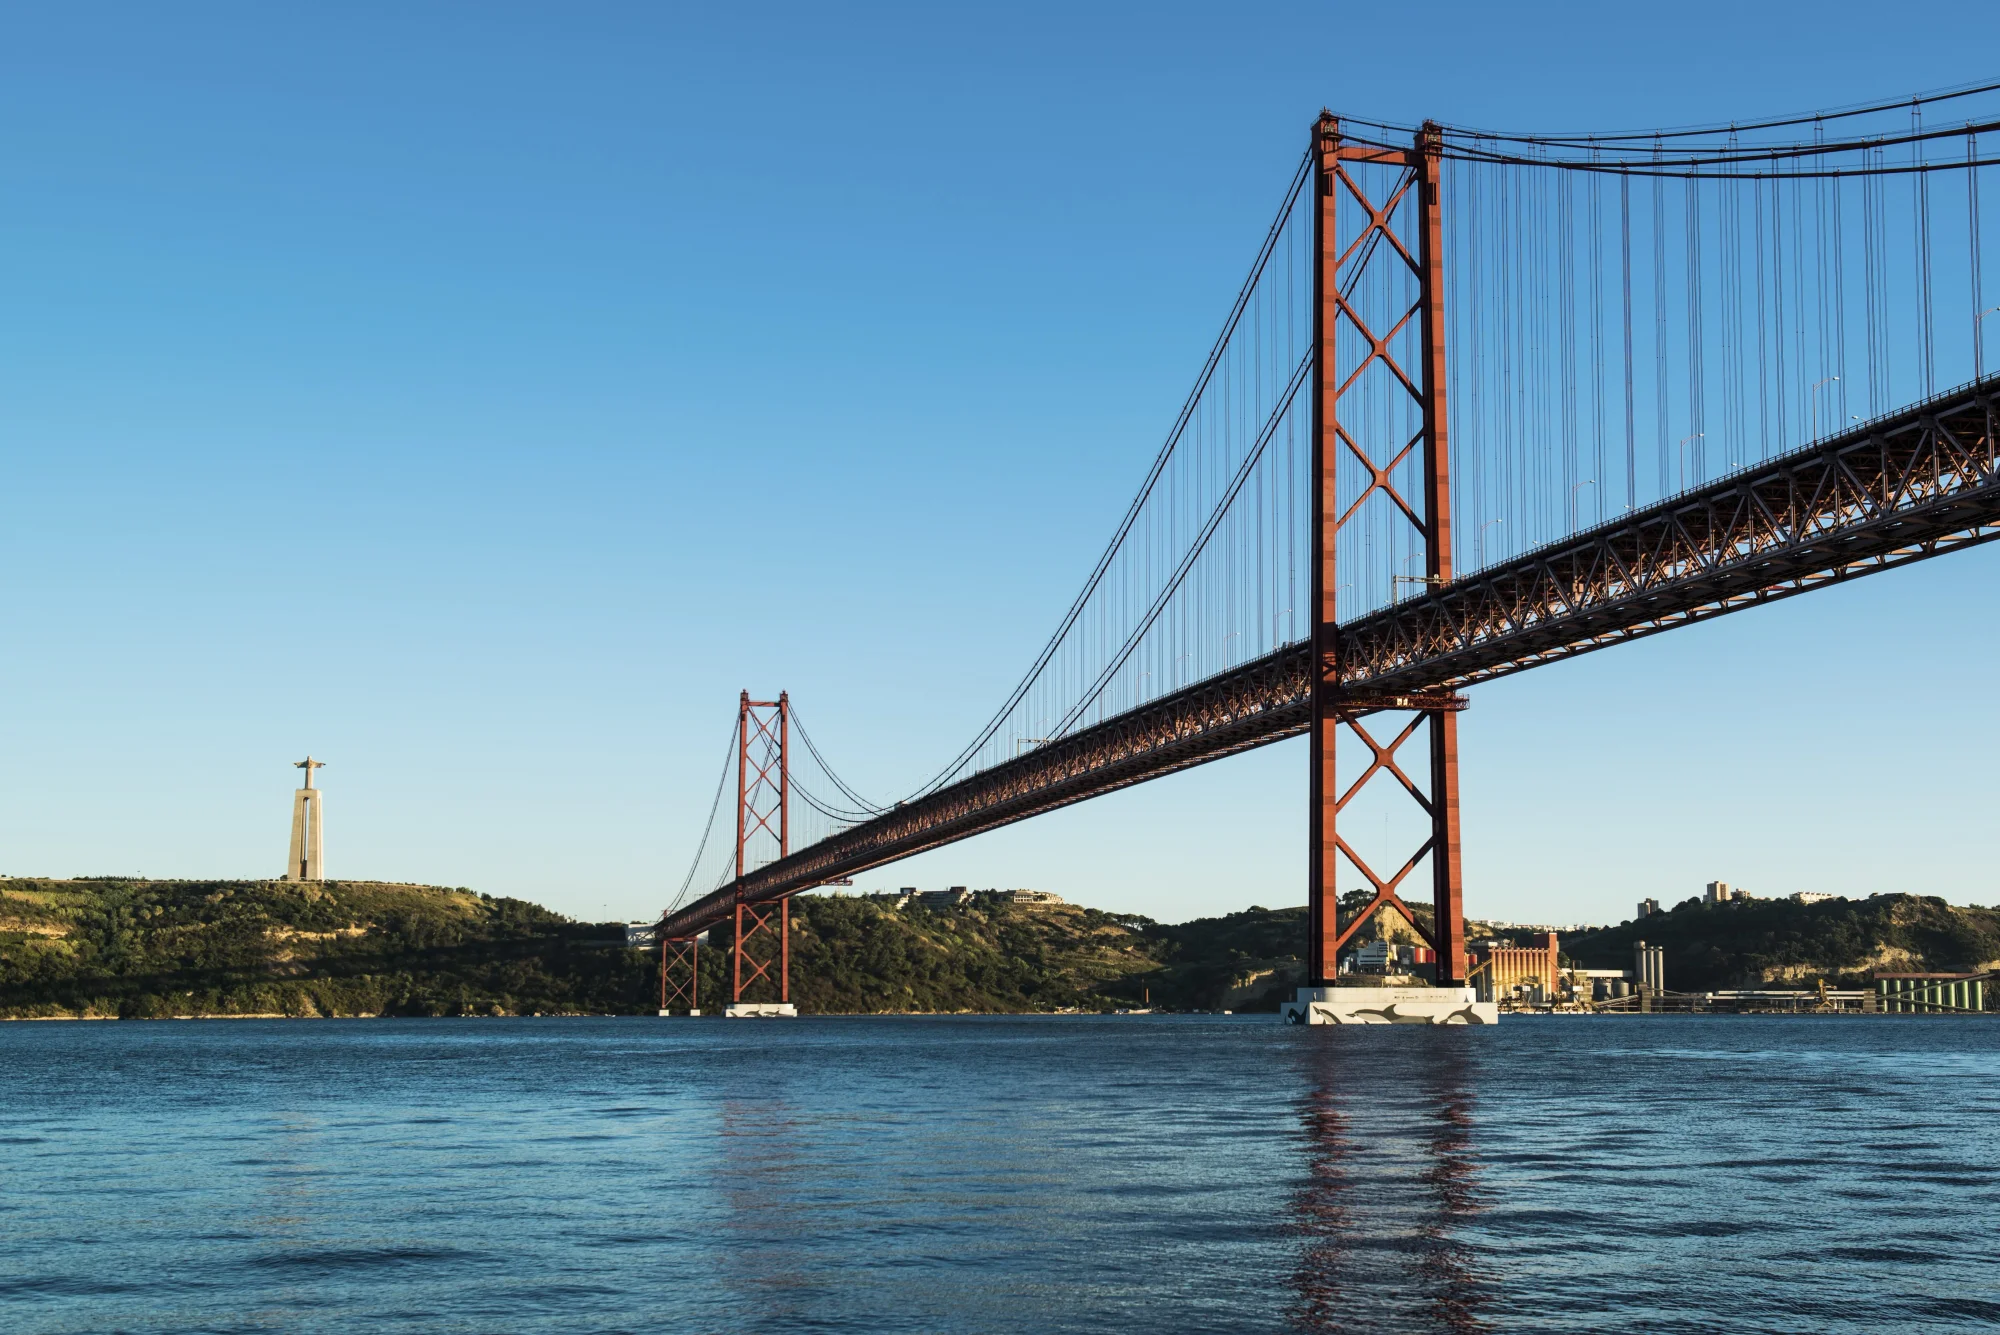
[660,377,1996,940]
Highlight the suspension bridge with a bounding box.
[657,84,2000,1017]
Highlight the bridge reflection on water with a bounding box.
[1289,1034,1490,1334]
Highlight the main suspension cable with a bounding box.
[665,721,738,917]
[1333,79,2000,149]
[910,149,1314,798]
[789,708,887,816]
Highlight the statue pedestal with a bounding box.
[1282,986,1496,1026]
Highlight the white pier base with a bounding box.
[1282,986,1497,1026]
[724,1003,798,1018]
[657,1009,701,1017]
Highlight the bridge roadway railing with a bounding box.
[1342,374,1998,694]
[659,376,1997,940]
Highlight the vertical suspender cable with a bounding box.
[1590,158,1606,522]
[1755,172,1770,459]
[1773,158,1789,447]
[1653,156,1670,497]
[1974,129,1987,380]
[1830,133,1849,422]
[1814,118,1831,410]
[1720,146,1740,468]
[1791,169,1806,443]
[1914,100,1936,392]
[1621,173,1636,509]
[1877,143,1892,411]
[1862,162,1877,408]
[1686,174,1706,483]
[1559,169,1578,528]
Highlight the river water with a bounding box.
[2,1015,1996,1333]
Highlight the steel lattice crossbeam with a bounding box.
[659,376,1997,941]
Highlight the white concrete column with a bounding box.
[285,789,325,880]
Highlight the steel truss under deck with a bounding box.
[659,375,1997,942]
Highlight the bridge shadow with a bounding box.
[1287,1031,1491,1334]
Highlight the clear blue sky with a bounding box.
[2,2,1993,925]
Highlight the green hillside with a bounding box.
[0,878,647,1019]
[1562,893,2000,990]
[787,897,1348,1012]
[781,896,1164,1012]
[1121,905,1311,1011]
[0,878,1328,1019]
[0,879,1207,1018]
[7,876,1989,1018]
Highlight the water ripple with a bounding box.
[0,1015,1995,1332]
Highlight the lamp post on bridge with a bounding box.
[1810,376,1840,441]
[1390,554,1433,602]
[1567,480,1596,533]
[1677,434,1704,493]
[1014,717,1054,755]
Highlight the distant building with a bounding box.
[624,922,657,949]
[1472,932,1559,1002]
[1791,891,1838,905]
[917,887,972,907]
[866,891,912,909]
[1002,888,1064,905]
[1873,972,1986,1013]
[1352,941,1433,975]
[1705,880,1735,904]
[1636,898,1661,918]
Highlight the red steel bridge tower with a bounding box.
[1309,115,1468,991]
[657,690,796,1016]
[729,691,794,1015]
[658,932,698,1016]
